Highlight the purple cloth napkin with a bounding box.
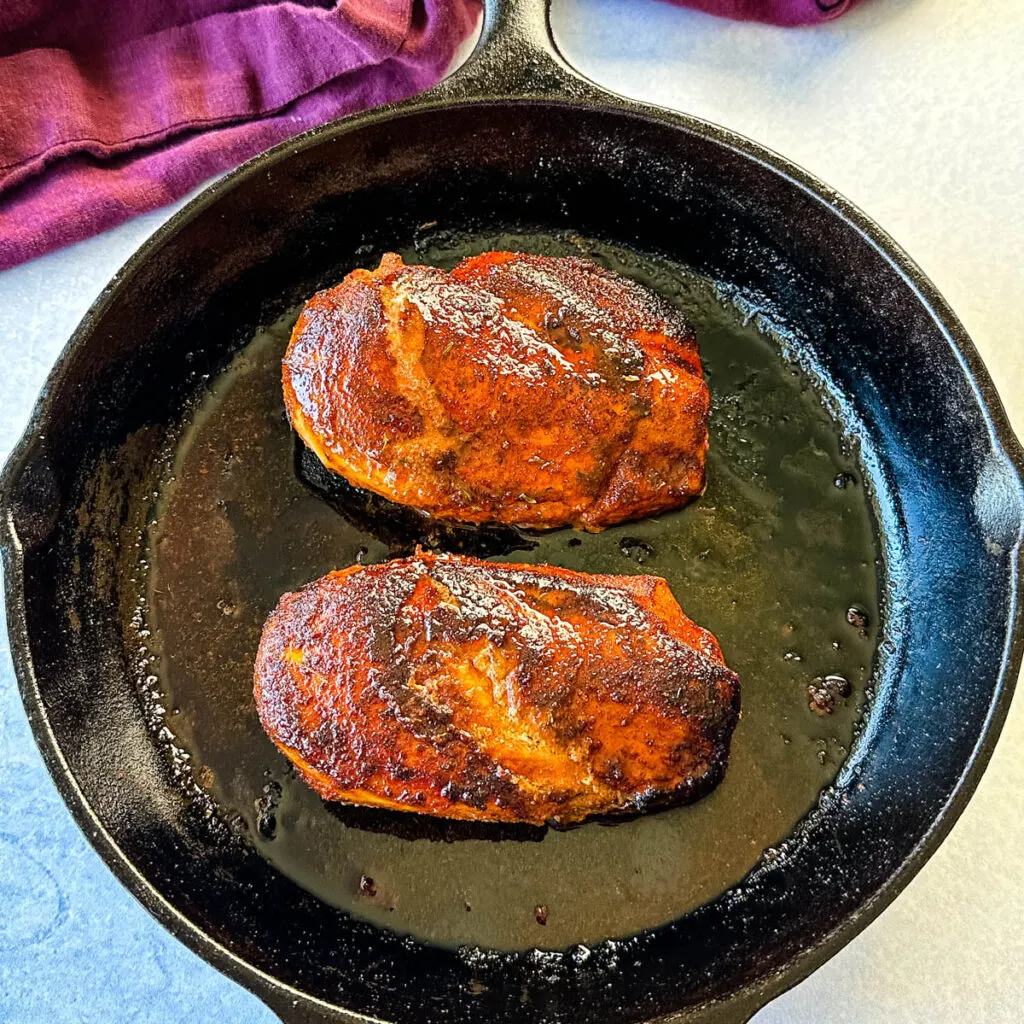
[0,0,862,272]
[664,0,861,25]
[0,1,481,271]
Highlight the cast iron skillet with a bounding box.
[2,1,1023,1021]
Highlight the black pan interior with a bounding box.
[5,99,1022,1022]
[145,232,878,952]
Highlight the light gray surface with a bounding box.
[0,0,1021,1020]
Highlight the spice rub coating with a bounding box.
[254,553,739,826]
[282,252,710,531]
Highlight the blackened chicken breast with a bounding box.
[283,252,710,531]
[254,553,739,826]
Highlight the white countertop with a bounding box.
[0,0,1020,1020]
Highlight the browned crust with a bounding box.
[282,252,710,531]
[254,553,739,826]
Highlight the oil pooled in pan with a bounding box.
[143,234,879,950]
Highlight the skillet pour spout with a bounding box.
[2,0,1024,1022]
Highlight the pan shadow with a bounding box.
[320,796,700,843]
[322,801,549,844]
[294,440,539,560]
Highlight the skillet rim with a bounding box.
[1,88,1022,1023]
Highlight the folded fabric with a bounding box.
[662,0,861,25]
[0,0,863,272]
[0,1,481,271]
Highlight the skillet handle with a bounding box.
[258,989,769,1024]
[434,0,604,102]
[260,992,769,1024]
[257,989,362,1024]
[255,966,772,1024]
[645,983,774,1024]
